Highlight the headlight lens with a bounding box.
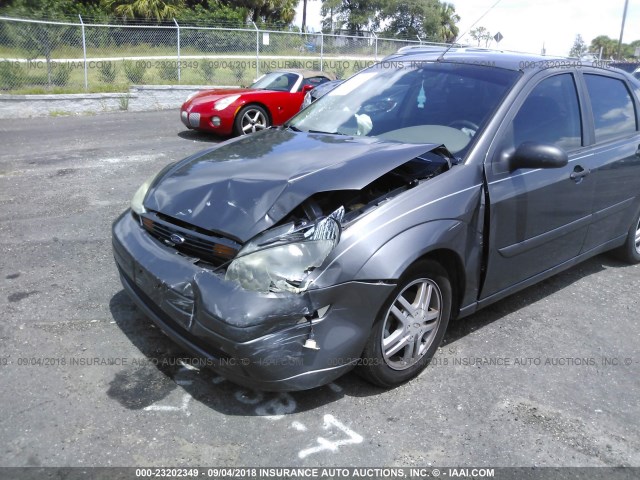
[225,209,343,293]
[130,164,175,214]
[214,95,240,111]
[130,174,155,214]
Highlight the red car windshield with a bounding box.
[251,72,300,92]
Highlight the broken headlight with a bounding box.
[225,213,342,293]
[130,173,156,215]
[130,163,177,215]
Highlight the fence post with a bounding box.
[173,18,181,83]
[252,22,260,79]
[320,31,324,71]
[78,15,88,90]
[372,31,378,61]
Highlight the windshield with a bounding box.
[290,61,519,157]
[251,72,300,92]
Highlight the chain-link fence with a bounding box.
[0,16,439,93]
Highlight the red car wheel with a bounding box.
[234,105,270,136]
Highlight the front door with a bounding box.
[481,72,596,298]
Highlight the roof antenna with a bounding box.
[438,0,503,61]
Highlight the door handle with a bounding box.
[570,166,590,182]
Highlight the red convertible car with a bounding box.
[180,70,335,136]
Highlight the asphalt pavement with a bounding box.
[0,110,638,469]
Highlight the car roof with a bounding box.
[385,47,622,76]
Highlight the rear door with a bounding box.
[481,71,597,298]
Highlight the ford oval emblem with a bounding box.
[169,233,185,245]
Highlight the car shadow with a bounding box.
[107,253,627,417]
[178,130,225,143]
[107,289,382,416]
[443,253,626,346]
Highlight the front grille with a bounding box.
[139,213,239,268]
[188,112,200,128]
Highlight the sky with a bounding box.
[294,0,640,57]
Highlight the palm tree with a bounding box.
[589,35,617,60]
[438,2,459,43]
[103,0,186,21]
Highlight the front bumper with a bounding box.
[180,107,233,135]
[112,211,394,391]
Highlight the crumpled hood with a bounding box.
[144,129,440,243]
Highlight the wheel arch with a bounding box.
[235,101,273,124]
[353,220,469,318]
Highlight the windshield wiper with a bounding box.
[307,129,347,135]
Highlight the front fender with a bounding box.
[353,219,465,281]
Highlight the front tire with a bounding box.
[615,205,640,264]
[233,105,270,136]
[358,259,452,388]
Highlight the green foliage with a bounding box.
[589,35,640,60]
[119,94,130,110]
[176,3,245,26]
[199,60,214,83]
[222,0,297,25]
[123,59,147,83]
[0,60,25,90]
[158,61,178,82]
[230,62,245,85]
[569,34,587,58]
[98,61,117,83]
[333,61,346,79]
[102,0,186,21]
[323,0,459,42]
[470,26,492,47]
[51,62,72,85]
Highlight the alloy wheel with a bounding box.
[381,278,443,370]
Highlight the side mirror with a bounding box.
[302,84,315,93]
[509,142,568,171]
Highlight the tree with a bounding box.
[327,0,460,41]
[1,0,85,86]
[321,0,385,35]
[437,1,458,43]
[381,0,438,39]
[224,0,297,25]
[102,0,186,21]
[588,35,640,59]
[301,0,321,32]
[470,26,491,47]
[569,34,587,58]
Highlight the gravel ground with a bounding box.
[0,111,639,472]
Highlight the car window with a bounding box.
[512,73,582,151]
[584,74,637,142]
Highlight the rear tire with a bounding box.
[615,205,640,264]
[358,259,452,388]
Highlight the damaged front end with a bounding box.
[112,132,454,390]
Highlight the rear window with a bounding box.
[584,74,637,142]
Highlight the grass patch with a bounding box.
[6,84,129,95]
[49,110,73,117]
